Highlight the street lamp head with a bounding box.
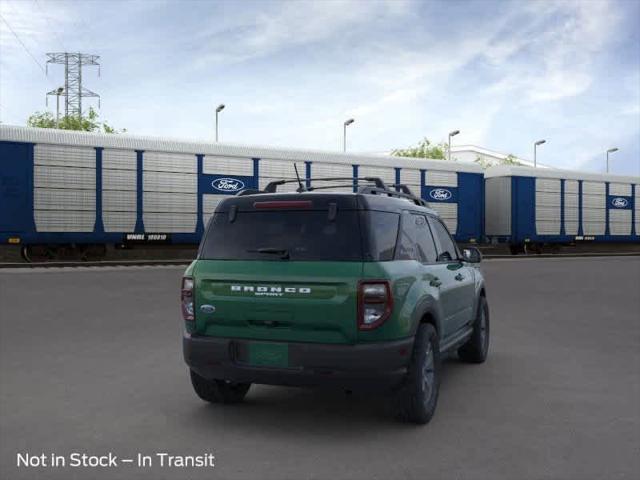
[56,87,64,94]
[607,147,618,153]
[216,104,225,113]
[449,130,460,137]
[344,118,355,126]
[535,139,546,146]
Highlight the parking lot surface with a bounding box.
[1,257,639,480]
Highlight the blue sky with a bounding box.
[1,0,638,175]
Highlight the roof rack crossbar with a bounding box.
[263,176,387,193]
[358,186,427,207]
[255,177,427,207]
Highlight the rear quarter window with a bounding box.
[361,211,400,261]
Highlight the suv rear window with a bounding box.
[200,211,363,261]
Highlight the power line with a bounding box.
[0,13,47,75]
[32,0,67,52]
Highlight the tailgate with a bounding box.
[194,260,363,344]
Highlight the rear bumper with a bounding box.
[183,333,414,390]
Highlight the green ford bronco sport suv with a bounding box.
[182,177,489,424]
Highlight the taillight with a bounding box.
[358,281,393,330]
[181,277,194,322]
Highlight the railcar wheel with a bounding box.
[20,245,32,263]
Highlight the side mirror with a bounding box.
[462,247,482,263]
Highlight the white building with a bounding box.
[450,145,551,169]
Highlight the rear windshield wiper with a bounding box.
[246,247,290,260]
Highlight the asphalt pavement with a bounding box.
[1,257,639,480]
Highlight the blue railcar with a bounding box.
[0,125,485,258]
[484,165,640,251]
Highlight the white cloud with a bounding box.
[192,0,410,68]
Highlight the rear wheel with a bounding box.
[189,370,251,404]
[393,323,440,424]
[458,296,490,363]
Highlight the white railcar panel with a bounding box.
[103,149,136,170]
[427,203,457,234]
[103,211,136,232]
[34,157,96,232]
[536,179,560,234]
[583,222,605,235]
[563,182,580,235]
[143,213,197,233]
[537,221,561,235]
[143,192,197,213]
[564,206,579,222]
[536,191,561,208]
[34,188,95,211]
[34,211,95,232]
[310,161,352,178]
[143,151,196,173]
[143,171,196,193]
[259,159,299,178]
[204,156,253,176]
[609,210,632,235]
[103,190,136,211]
[582,181,605,195]
[536,178,561,193]
[565,180,579,194]
[425,171,457,187]
[565,221,579,235]
[536,207,560,235]
[609,183,631,196]
[582,194,605,209]
[35,165,95,190]
[400,169,421,186]
[583,208,606,222]
[564,194,579,208]
[357,165,396,185]
[34,144,95,168]
[103,169,136,191]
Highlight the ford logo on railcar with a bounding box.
[611,197,629,208]
[429,188,452,201]
[212,178,245,192]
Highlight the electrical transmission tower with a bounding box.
[46,53,100,118]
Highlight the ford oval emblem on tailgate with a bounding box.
[200,304,216,314]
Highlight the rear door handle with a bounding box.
[455,273,465,281]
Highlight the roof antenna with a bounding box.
[293,163,306,192]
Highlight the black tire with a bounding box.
[458,296,490,363]
[393,323,440,425]
[189,370,251,404]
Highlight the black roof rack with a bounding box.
[238,177,427,207]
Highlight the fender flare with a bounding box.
[410,296,444,338]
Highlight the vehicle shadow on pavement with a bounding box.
[182,357,478,435]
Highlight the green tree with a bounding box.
[391,138,448,160]
[474,153,523,169]
[502,154,521,165]
[27,107,126,134]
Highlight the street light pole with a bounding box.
[606,147,618,173]
[343,118,354,152]
[55,87,64,128]
[448,130,460,161]
[533,139,546,168]
[215,104,225,142]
